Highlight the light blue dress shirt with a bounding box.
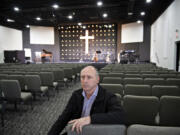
[81,86,99,117]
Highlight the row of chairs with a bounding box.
[68,95,180,135]
[68,124,180,135]
[123,95,180,126]
[0,63,87,127]
[99,72,180,80]
[100,84,180,98]
[101,77,180,87]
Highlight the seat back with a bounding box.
[152,85,180,98]
[123,95,159,125]
[160,96,180,126]
[123,78,143,85]
[166,78,180,87]
[144,78,165,86]
[127,124,180,135]
[124,84,151,96]
[141,74,158,78]
[7,75,25,90]
[159,74,177,79]
[39,72,54,86]
[102,77,123,84]
[0,74,8,80]
[25,75,41,91]
[1,80,21,99]
[107,73,124,78]
[100,83,123,96]
[52,69,64,81]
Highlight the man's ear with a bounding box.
[97,76,100,83]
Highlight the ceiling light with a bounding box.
[141,12,145,16]
[109,25,112,28]
[137,20,142,23]
[146,0,152,3]
[78,22,82,26]
[7,19,15,22]
[67,15,73,19]
[128,12,133,16]
[103,13,108,18]
[52,4,59,9]
[36,17,41,21]
[26,25,30,28]
[97,1,103,7]
[82,26,86,29]
[14,7,19,12]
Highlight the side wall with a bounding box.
[151,0,180,70]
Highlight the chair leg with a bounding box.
[30,97,33,110]
[14,102,18,110]
[46,91,50,101]
[1,112,4,127]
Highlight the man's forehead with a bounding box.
[81,68,96,75]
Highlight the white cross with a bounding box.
[80,30,94,54]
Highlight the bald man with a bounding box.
[48,66,125,135]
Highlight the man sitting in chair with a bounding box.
[48,66,125,135]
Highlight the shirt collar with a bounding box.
[82,85,99,98]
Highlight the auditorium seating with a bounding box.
[67,124,126,135]
[25,75,49,100]
[152,85,180,98]
[159,96,180,126]
[7,75,26,91]
[124,84,151,96]
[127,124,180,135]
[102,77,123,84]
[39,72,58,93]
[100,83,123,101]
[0,80,33,110]
[123,95,159,125]
[144,78,165,86]
[166,78,180,87]
[123,78,144,85]
[1,63,180,134]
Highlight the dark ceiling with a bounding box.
[0,0,174,29]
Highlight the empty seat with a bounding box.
[0,74,8,80]
[107,73,124,78]
[166,78,180,87]
[125,74,142,78]
[144,78,165,86]
[102,77,123,84]
[52,69,65,87]
[124,84,151,96]
[67,124,126,135]
[99,73,108,83]
[100,83,123,96]
[160,96,180,126]
[127,124,180,135]
[123,95,159,125]
[25,75,49,100]
[123,78,143,85]
[159,74,177,79]
[1,80,33,110]
[152,85,180,98]
[142,74,158,78]
[8,75,26,91]
[39,72,58,91]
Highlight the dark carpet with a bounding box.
[0,83,81,135]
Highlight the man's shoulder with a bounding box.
[72,88,83,96]
[98,85,115,98]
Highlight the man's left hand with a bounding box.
[68,116,91,134]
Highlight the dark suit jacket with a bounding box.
[48,85,125,135]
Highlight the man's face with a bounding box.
[80,67,99,94]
